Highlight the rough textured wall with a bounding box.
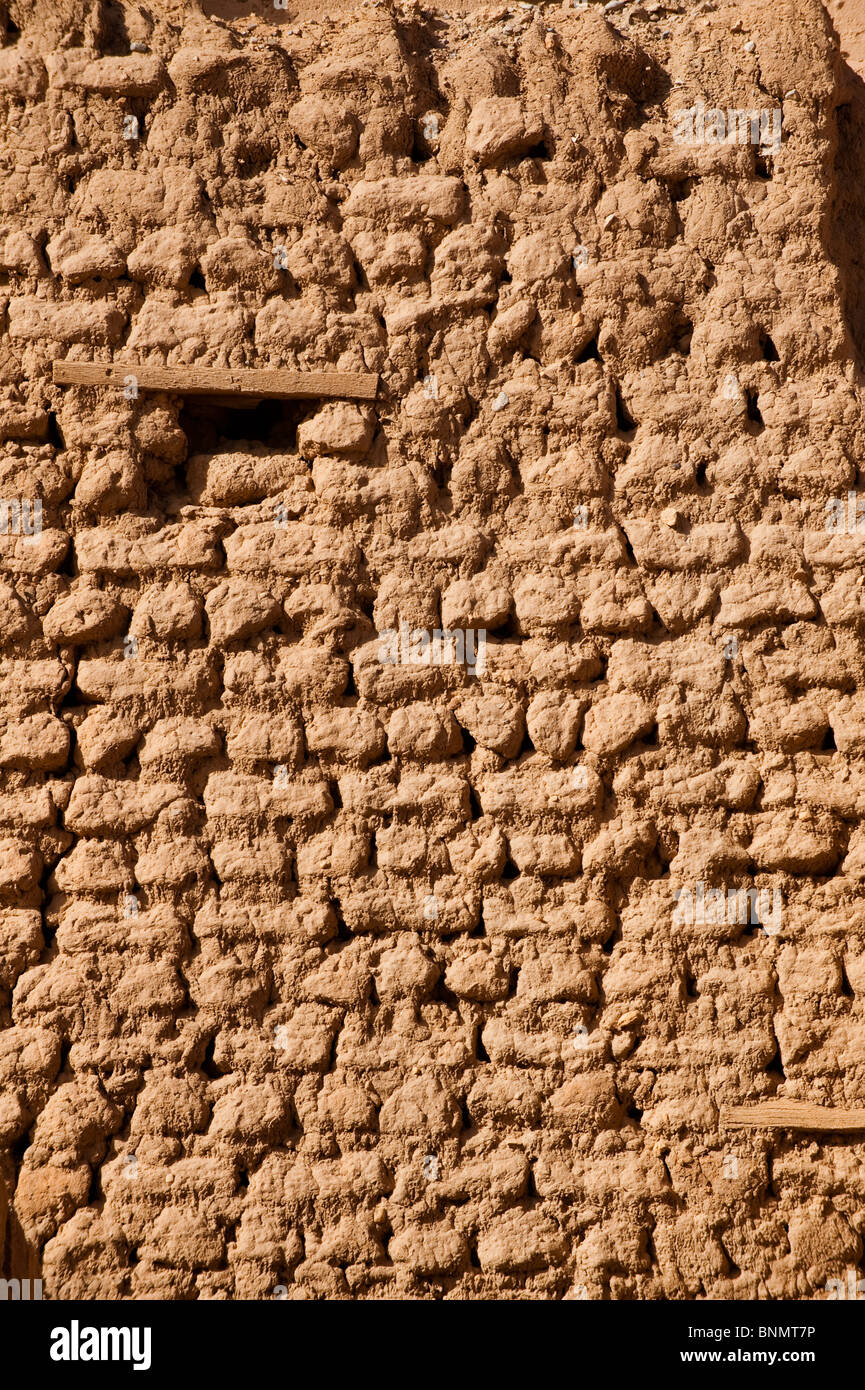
[0,0,864,1301]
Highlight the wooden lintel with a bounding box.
[721,1102,865,1133]
[52,361,379,402]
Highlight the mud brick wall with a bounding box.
[1,0,864,1300]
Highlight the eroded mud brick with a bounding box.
[3,0,865,1308]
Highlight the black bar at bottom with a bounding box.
[0,1295,855,1379]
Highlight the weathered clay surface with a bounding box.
[1,0,864,1300]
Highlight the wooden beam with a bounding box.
[52,361,379,402]
[721,1102,865,1133]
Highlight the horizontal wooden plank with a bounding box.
[721,1102,865,1132]
[52,361,379,401]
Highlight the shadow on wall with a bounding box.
[202,0,296,21]
[831,57,865,362]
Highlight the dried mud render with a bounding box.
[0,0,863,1301]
